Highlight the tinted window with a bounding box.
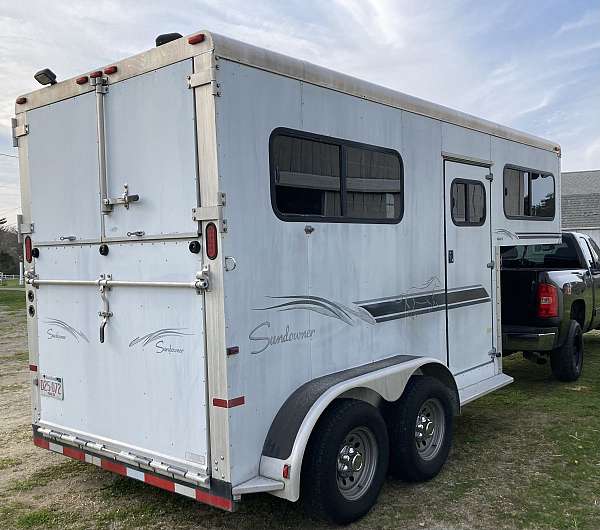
[501,236,580,269]
[451,179,485,226]
[270,130,403,223]
[504,167,555,219]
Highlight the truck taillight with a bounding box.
[205,223,218,260]
[537,283,558,318]
[25,236,33,263]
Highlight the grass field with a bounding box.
[0,279,22,289]
[1,290,599,529]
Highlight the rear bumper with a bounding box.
[32,428,235,512]
[502,325,559,352]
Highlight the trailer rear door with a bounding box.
[26,59,209,476]
[103,60,199,240]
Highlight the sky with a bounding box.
[1,0,599,228]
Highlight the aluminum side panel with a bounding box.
[216,60,447,487]
[491,137,561,246]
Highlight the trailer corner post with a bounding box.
[193,50,232,483]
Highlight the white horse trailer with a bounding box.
[14,31,561,523]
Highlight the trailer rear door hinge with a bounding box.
[12,118,28,146]
[192,193,227,232]
[487,260,495,269]
[489,347,501,358]
[485,173,493,181]
[188,68,220,96]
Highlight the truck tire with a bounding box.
[386,376,453,482]
[301,399,389,524]
[551,320,583,382]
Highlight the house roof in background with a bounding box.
[562,193,600,229]
[561,170,600,196]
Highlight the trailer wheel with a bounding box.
[387,376,453,482]
[301,399,389,524]
[551,320,583,382]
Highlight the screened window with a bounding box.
[270,129,403,223]
[504,166,555,219]
[450,179,486,226]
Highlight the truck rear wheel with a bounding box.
[551,320,583,382]
[387,376,453,482]
[301,399,389,524]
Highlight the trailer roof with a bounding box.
[15,31,560,155]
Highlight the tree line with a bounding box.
[0,226,20,274]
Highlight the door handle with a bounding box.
[448,250,454,264]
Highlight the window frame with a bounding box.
[450,178,487,227]
[503,164,556,221]
[269,127,404,224]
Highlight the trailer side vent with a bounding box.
[155,33,183,47]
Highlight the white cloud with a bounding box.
[555,8,600,35]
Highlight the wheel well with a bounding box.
[333,363,460,415]
[414,363,460,415]
[570,299,585,328]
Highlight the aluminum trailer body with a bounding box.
[14,30,561,522]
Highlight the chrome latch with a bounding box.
[488,347,500,358]
[487,261,495,269]
[485,173,494,181]
[98,274,113,344]
[195,265,210,292]
[104,183,140,210]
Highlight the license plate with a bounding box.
[39,375,64,400]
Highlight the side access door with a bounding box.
[444,160,496,384]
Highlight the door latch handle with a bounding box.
[448,250,454,263]
[98,276,112,344]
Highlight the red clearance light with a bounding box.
[537,283,558,318]
[76,76,89,85]
[25,236,33,263]
[188,33,206,45]
[205,222,218,260]
[104,66,118,75]
[89,70,103,79]
[283,464,290,479]
[16,96,27,105]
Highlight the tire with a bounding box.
[551,320,583,382]
[301,399,389,524]
[387,376,454,482]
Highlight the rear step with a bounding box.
[33,430,234,511]
[34,426,209,486]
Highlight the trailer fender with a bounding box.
[259,355,458,502]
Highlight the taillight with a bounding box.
[188,33,206,45]
[205,222,218,260]
[537,283,558,318]
[25,236,33,263]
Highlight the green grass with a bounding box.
[0,457,22,470]
[8,461,86,493]
[0,289,26,311]
[1,323,600,529]
[0,278,21,288]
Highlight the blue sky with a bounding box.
[1,0,599,227]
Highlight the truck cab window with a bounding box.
[450,179,485,226]
[270,129,403,223]
[504,166,555,219]
[501,236,580,269]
